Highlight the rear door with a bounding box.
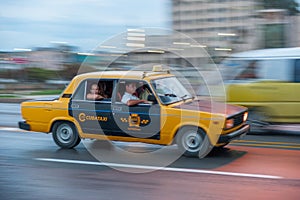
[69,79,115,135]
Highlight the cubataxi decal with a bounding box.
[120,113,150,131]
[78,113,108,122]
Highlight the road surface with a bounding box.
[0,103,299,200]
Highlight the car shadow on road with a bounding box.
[27,139,248,171]
[169,147,247,170]
[84,140,248,170]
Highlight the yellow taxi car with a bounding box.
[19,67,249,157]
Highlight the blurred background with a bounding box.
[0,0,299,95]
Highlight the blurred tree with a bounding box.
[59,63,81,80]
[263,0,299,15]
[25,67,56,82]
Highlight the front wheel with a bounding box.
[52,121,81,149]
[176,127,212,158]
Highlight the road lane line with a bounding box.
[0,127,23,132]
[35,158,282,179]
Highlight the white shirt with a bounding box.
[121,92,139,104]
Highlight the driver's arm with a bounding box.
[126,99,148,106]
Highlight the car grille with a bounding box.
[233,113,244,127]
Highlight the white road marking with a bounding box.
[35,158,282,179]
[0,127,22,131]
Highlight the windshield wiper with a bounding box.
[165,93,177,97]
[180,94,193,102]
[181,94,188,99]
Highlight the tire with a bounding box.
[176,127,213,158]
[52,121,81,149]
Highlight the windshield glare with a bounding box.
[151,77,192,105]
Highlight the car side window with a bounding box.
[72,81,86,100]
[136,81,153,101]
[295,59,300,83]
[85,79,114,101]
[72,79,114,101]
[235,60,258,80]
[114,80,154,103]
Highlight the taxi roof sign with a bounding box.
[152,65,163,72]
[140,65,170,78]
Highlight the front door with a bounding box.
[110,80,161,140]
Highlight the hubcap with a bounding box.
[57,124,73,144]
[183,131,202,152]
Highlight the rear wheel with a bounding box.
[52,121,81,149]
[176,127,212,158]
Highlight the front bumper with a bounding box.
[218,124,249,143]
[18,121,30,131]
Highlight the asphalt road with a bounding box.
[0,103,22,127]
[0,103,300,200]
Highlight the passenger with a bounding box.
[121,82,148,106]
[99,82,110,98]
[86,83,107,100]
[237,61,257,79]
[136,83,150,100]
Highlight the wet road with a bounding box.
[1,130,300,200]
[0,103,300,200]
[0,103,22,127]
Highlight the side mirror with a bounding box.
[147,94,158,104]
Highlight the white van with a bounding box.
[220,47,300,132]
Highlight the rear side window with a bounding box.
[72,79,114,101]
[85,79,114,101]
[295,60,300,83]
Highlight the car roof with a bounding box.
[63,70,174,94]
[74,70,174,80]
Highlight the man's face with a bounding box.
[126,83,136,94]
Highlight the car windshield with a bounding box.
[151,76,193,105]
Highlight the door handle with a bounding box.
[112,106,121,111]
[71,104,79,109]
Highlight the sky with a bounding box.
[1,0,300,52]
[0,0,170,52]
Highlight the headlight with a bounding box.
[243,112,248,122]
[225,118,234,129]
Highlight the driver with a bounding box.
[121,81,149,106]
